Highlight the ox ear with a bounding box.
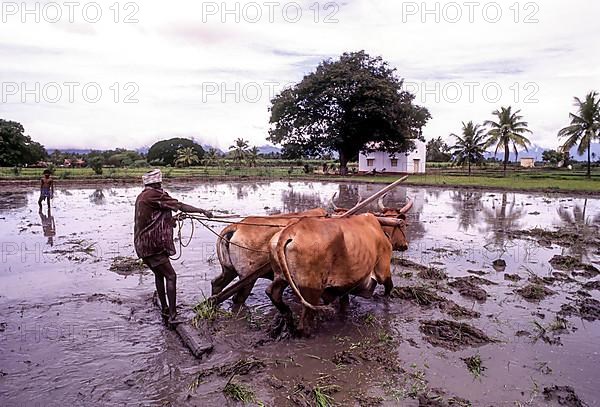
[397,213,407,220]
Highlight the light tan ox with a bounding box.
[267,198,412,336]
[212,208,329,306]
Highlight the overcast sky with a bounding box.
[1,0,598,151]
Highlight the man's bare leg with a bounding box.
[152,270,168,316]
[154,261,178,322]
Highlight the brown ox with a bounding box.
[267,199,412,336]
[212,208,329,306]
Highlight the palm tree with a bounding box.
[484,106,532,176]
[204,147,219,167]
[175,147,200,167]
[229,138,249,165]
[246,146,260,167]
[449,121,487,175]
[558,91,600,178]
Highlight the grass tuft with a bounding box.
[312,385,336,407]
[223,380,256,404]
[462,354,485,379]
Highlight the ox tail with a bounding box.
[276,236,319,311]
[216,225,236,270]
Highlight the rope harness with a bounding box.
[170,212,331,259]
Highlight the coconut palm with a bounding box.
[449,121,487,175]
[558,91,600,178]
[204,147,219,167]
[229,138,249,165]
[246,146,260,167]
[484,106,532,176]
[175,147,200,167]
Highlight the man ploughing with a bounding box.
[134,169,213,325]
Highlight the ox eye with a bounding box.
[397,214,406,220]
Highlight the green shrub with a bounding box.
[132,159,150,168]
[88,157,103,175]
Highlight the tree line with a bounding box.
[2,51,598,178]
[435,92,600,178]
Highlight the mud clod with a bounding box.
[448,279,488,302]
[418,267,448,280]
[456,276,497,286]
[516,284,556,301]
[419,320,495,350]
[332,350,360,365]
[440,302,481,319]
[391,286,445,306]
[492,259,506,272]
[542,385,587,407]
[466,270,487,276]
[559,298,600,322]
[549,256,599,277]
[109,256,148,275]
[392,286,480,319]
[582,281,600,291]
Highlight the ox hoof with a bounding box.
[270,314,296,340]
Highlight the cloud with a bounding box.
[0,0,598,151]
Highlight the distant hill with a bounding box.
[201,144,225,155]
[47,148,93,155]
[483,142,600,162]
[569,143,600,161]
[257,145,281,155]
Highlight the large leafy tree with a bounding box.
[0,119,47,166]
[450,121,487,175]
[268,51,431,174]
[542,149,570,167]
[558,91,600,178]
[147,138,204,166]
[426,136,451,162]
[484,106,532,176]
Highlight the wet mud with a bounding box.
[1,183,599,406]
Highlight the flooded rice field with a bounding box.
[1,181,599,406]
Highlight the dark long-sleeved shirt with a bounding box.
[134,187,180,258]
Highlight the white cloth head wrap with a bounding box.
[142,169,162,185]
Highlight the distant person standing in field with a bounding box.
[38,169,54,208]
[134,169,213,325]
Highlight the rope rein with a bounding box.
[171,212,318,259]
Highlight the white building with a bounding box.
[358,140,426,174]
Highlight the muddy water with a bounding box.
[0,182,599,406]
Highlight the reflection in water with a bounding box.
[280,189,324,213]
[450,191,484,232]
[479,193,525,255]
[89,189,106,205]
[556,199,600,260]
[39,207,56,246]
[230,183,260,200]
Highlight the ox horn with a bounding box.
[399,198,413,214]
[375,217,406,227]
[378,194,388,212]
[331,192,340,211]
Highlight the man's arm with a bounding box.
[178,202,213,218]
[152,189,213,217]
